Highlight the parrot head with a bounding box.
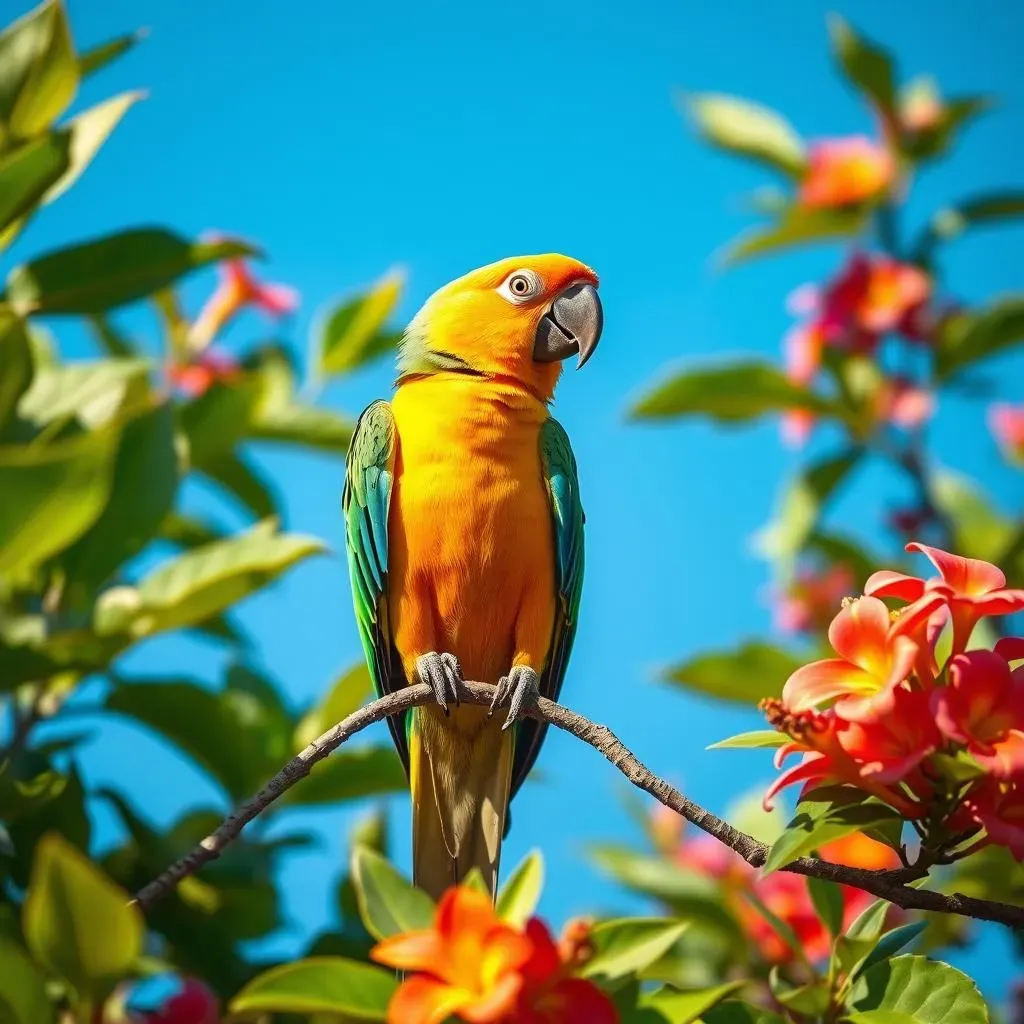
[398,254,602,400]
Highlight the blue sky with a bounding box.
[13,0,1024,1004]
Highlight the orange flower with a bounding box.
[799,137,895,208]
[371,887,617,1024]
[932,650,1024,777]
[989,403,1024,463]
[190,251,299,349]
[167,348,241,397]
[865,543,1024,653]
[372,887,531,1024]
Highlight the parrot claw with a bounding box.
[490,666,540,730]
[416,652,463,714]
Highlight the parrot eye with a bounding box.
[499,269,543,304]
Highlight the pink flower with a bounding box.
[933,650,1024,777]
[989,403,1024,463]
[774,564,855,635]
[866,543,1024,654]
[799,137,895,209]
[875,376,935,429]
[190,248,299,349]
[166,348,241,397]
[962,777,1024,858]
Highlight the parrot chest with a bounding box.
[389,379,556,685]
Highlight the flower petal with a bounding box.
[783,660,880,711]
[533,978,620,1024]
[996,637,1024,663]
[371,929,446,974]
[864,569,925,601]
[828,596,892,674]
[387,977,473,1024]
[975,730,1024,778]
[907,542,1006,595]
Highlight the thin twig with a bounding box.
[133,682,1024,930]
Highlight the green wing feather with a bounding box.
[343,400,408,770]
[510,416,585,798]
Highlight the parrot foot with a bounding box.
[489,666,540,731]
[416,652,463,715]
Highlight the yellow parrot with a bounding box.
[343,254,601,899]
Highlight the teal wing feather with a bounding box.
[510,416,585,798]
[343,400,408,771]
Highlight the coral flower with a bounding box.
[781,596,918,719]
[875,377,935,429]
[866,543,1024,653]
[167,349,241,397]
[963,777,1024,858]
[372,887,531,1024]
[799,137,895,209]
[933,650,1024,777]
[989,403,1024,463]
[190,252,299,349]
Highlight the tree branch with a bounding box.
[133,682,1024,929]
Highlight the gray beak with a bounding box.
[532,282,603,369]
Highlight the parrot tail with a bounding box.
[409,708,513,902]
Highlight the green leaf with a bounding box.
[807,876,844,937]
[582,918,690,981]
[828,15,895,118]
[932,470,1015,565]
[496,849,544,926]
[0,0,78,140]
[316,269,404,377]
[350,845,434,941]
[0,134,68,234]
[5,230,256,316]
[770,973,831,1017]
[98,521,325,638]
[630,361,834,423]
[105,674,293,801]
[844,1012,920,1024]
[683,93,805,176]
[282,746,406,806]
[847,955,988,1024]
[0,937,54,1024]
[708,730,788,750]
[78,28,146,78]
[847,899,891,942]
[859,922,927,972]
[295,663,371,748]
[662,642,803,704]
[250,401,354,452]
[763,788,903,873]
[722,206,869,266]
[918,191,1024,255]
[200,452,277,519]
[230,956,396,1018]
[23,833,143,1006]
[158,511,225,549]
[0,426,119,579]
[704,1002,787,1024]
[638,981,747,1024]
[756,449,862,573]
[935,297,1024,380]
[61,399,179,598]
[0,317,33,432]
[43,91,142,206]
[179,376,262,467]
[17,358,149,429]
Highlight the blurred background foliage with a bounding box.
[0,2,1021,1023]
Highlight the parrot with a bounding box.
[342,253,601,900]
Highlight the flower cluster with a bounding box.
[782,250,934,446]
[764,543,1024,858]
[371,886,618,1024]
[650,811,899,965]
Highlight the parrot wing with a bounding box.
[343,399,408,771]
[510,416,585,798]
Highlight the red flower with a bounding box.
[166,348,241,397]
[190,249,299,349]
[370,887,616,1024]
[799,137,895,209]
[774,564,855,635]
[866,543,1024,653]
[143,980,219,1024]
[781,596,919,719]
[962,776,1024,858]
[989,403,1024,464]
[933,650,1024,777]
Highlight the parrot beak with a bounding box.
[533,282,603,370]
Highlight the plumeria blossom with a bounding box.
[774,564,854,635]
[963,777,1024,859]
[866,543,1024,653]
[799,136,895,208]
[989,403,1024,463]
[933,650,1024,777]
[189,247,299,350]
[370,886,616,1024]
